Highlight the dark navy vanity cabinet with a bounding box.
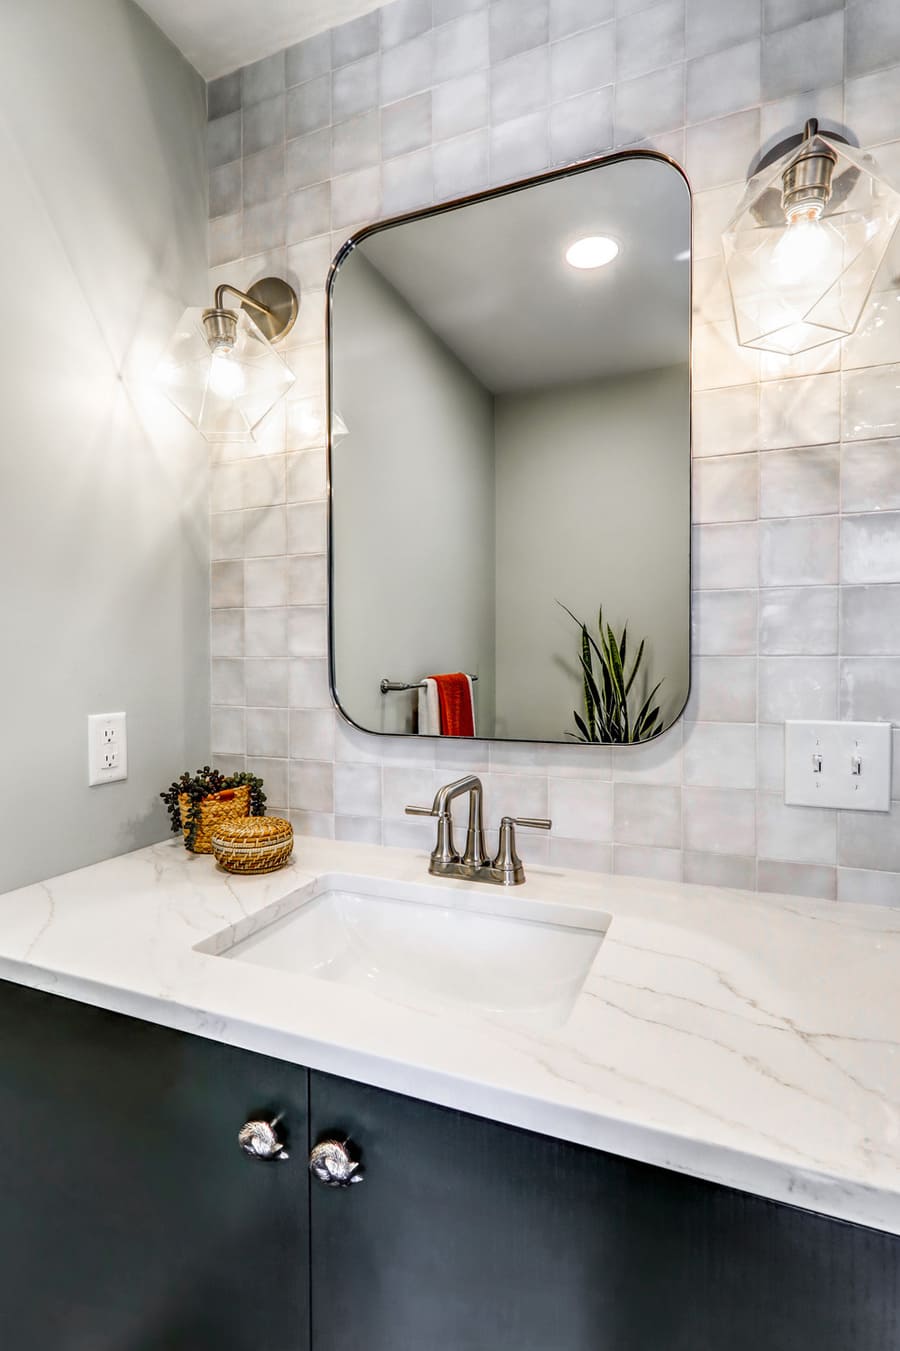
[0,979,897,1350]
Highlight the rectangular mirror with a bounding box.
[328,152,691,745]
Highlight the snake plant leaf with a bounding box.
[625,638,645,697]
[559,600,664,743]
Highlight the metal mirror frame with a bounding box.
[325,149,693,745]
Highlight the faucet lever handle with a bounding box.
[405,804,459,866]
[491,816,552,886]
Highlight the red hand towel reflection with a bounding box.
[431,673,475,738]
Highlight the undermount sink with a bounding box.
[201,873,611,1031]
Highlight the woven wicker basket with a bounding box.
[179,784,252,854]
[210,816,294,875]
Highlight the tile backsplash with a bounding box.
[206,0,900,905]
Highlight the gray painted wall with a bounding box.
[0,0,210,892]
[494,367,690,741]
[332,252,495,733]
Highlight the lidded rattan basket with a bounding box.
[210,816,294,875]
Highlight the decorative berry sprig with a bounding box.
[160,767,267,851]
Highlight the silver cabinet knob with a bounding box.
[309,1139,364,1187]
[238,1118,289,1161]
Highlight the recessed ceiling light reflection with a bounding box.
[565,236,620,270]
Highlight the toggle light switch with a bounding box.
[785,721,891,811]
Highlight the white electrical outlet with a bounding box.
[88,713,128,786]
[784,721,891,811]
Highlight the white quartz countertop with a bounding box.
[1,836,899,1234]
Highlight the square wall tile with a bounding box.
[758,860,836,900]
[846,0,900,78]
[613,845,682,881]
[382,0,433,48]
[614,64,685,144]
[287,76,332,137]
[383,92,433,157]
[693,523,759,590]
[494,48,550,123]
[333,12,380,66]
[489,0,549,63]
[686,0,761,58]
[759,373,840,450]
[841,512,900,583]
[837,440,897,513]
[841,586,900,655]
[683,786,755,854]
[287,33,332,87]
[760,516,839,585]
[208,72,242,120]
[550,24,615,102]
[693,386,758,459]
[759,586,837,654]
[548,778,613,838]
[616,0,685,80]
[687,656,758,722]
[693,454,759,524]
[838,801,900,872]
[842,364,900,441]
[433,70,490,138]
[758,656,838,720]
[685,851,756,889]
[759,445,839,518]
[613,783,681,847]
[551,0,615,39]
[550,88,614,162]
[683,722,757,788]
[757,793,836,864]
[687,39,761,123]
[333,56,380,121]
[761,10,843,99]
[693,589,758,655]
[840,657,900,723]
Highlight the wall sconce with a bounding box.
[159,277,299,442]
[722,119,900,356]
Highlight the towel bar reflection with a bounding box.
[380,676,480,694]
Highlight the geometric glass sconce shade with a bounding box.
[722,120,900,356]
[158,277,298,442]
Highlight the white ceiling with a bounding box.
[351,157,691,392]
[136,0,384,79]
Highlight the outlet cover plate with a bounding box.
[784,720,891,811]
[88,712,128,786]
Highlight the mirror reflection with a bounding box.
[329,154,691,745]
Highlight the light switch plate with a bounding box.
[784,720,891,811]
[88,712,128,786]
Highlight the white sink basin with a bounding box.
[203,873,611,1031]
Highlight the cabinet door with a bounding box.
[309,1070,900,1351]
[0,980,310,1351]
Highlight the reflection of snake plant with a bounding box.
[560,604,663,744]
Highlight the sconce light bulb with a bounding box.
[772,209,834,284]
[208,348,245,400]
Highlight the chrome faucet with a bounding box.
[406,775,551,886]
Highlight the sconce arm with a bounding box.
[209,276,300,344]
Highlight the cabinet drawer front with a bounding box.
[310,1071,900,1351]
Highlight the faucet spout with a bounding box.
[432,776,488,868]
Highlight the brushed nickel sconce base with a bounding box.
[243,277,299,343]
